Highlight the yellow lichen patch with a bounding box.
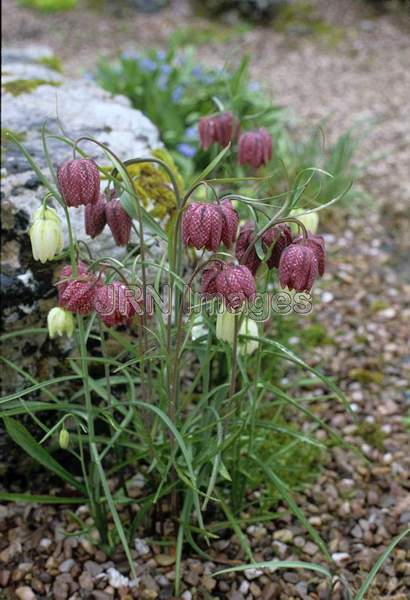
[126,148,184,222]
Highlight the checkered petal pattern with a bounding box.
[105,198,132,247]
[278,243,319,292]
[238,128,272,169]
[85,195,107,238]
[57,159,100,207]
[182,203,223,252]
[215,263,256,310]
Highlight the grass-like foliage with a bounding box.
[1,116,351,592]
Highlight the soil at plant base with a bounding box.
[1,0,410,598]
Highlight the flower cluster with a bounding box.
[199,111,273,169]
[54,262,148,331]
[182,198,326,309]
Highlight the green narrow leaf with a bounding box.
[353,527,410,600]
[190,144,231,188]
[250,454,331,561]
[0,492,86,504]
[214,559,332,581]
[3,417,84,493]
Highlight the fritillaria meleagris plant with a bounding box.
[4,111,342,592]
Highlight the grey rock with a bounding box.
[1,46,160,392]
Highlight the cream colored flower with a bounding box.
[238,318,259,356]
[216,310,236,344]
[29,206,64,263]
[289,208,319,235]
[47,307,74,339]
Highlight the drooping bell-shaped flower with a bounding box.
[59,274,100,316]
[238,128,272,169]
[235,222,261,275]
[199,111,237,150]
[238,317,259,356]
[201,260,224,298]
[47,307,75,339]
[105,198,132,246]
[95,281,141,327]
[294,233,326,277]
[215,263,256,310]
[182,202,223,252]
[216,310,236,344]
[220,199,239,248]
[278,243,319,292]
[85,195,107,238]
[262,224,293,269]
[57,262,89,298]
[29,206,64,263]
[57,158,100,207]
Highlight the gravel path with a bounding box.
[1,1,410,598]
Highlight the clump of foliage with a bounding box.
[96,47,360,209]
[192,0,286,22]
[17,0,78,11]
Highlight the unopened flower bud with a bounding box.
[57,158,100,207]
[105,198,132,246]
[30,206,64,263]
[59,428,70,449]
[238,128,272,169]
[47,307,75,338]
[289,209,319,235]
[85,195,107,238]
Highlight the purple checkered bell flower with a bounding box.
[59,274,101,316]
[105,197,132,247]
[278,242,319,292]
[199,112,237,150]
[182,203,223,252]
[235,222,261,275]
[215,263,256,310]
[293,233,326,276]
[262,224,293,269]
[85,194,107,238]
[57,158,100,207]
[238,128,272,169]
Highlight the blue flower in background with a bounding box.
[158,73,169,90]
[185,125,198,141]
[191,66,203,79]
[176,143,197,158]
[248,81,261,92]
[160,64,172,75]
[121,50,140,61]
[139,57,157,72]
[156,50,166,61]
[172,86,183,102]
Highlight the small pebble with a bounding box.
[15,587,36,600]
